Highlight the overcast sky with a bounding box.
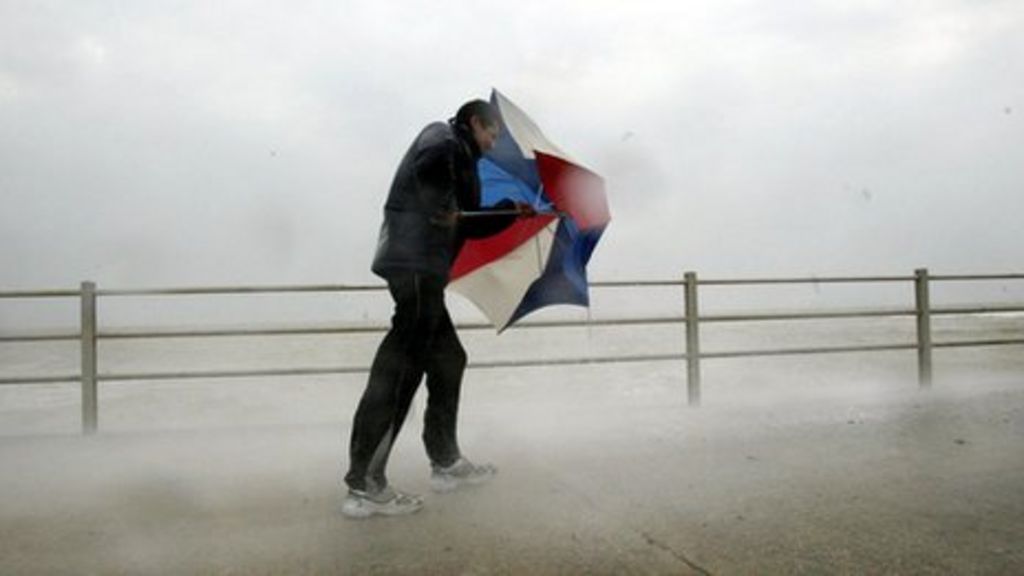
[2,0,1022,291]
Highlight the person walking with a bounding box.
[342,99,533,519]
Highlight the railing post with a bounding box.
[684,271,701,406]
[914,268,933,389]
[81,281,98,434]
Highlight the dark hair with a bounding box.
[454,99,499,128]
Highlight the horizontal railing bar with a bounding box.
[701,309,916,323]
[16,304,1022,343]
[701,343,918,359]
[931,304,1024,315]
[96,284,385,297]
[0,290,81,299]
[699,339,1024,358]
[100,326,386,339]
[699,276,914,286]
[99,282,688,295]
[101,367,369,381]
[931,274,1024,282]
[98,354,687,382]
[591,280,683,288]
[29,306,1024,342]
[0,333,80,343]
[9,311,1021,342]
[9,337,1021,384]
[8,334,1021,385]
[3,274,1022,300]
[0,374,81,385]
[96,317,688,339]
[933,338,1024,349]
[53,304,1024,341]
[470,353,685,369]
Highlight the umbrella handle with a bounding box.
[458,209,564,219]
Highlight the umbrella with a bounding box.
[448,89,610,331]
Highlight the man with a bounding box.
[342,99,533,519]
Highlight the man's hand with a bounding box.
[430,211,460,227]
[515,203,537,218]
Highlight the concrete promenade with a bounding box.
[1,360,1022,574]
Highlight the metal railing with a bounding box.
[2,269,1023,434]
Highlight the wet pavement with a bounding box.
[1,362,1023,574]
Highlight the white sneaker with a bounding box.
[341,486,424,519]
[430,457,497,493]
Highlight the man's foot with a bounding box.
[341,486,424,519]
[430,457,497,493]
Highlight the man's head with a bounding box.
[455,99,501,152]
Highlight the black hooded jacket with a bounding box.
[371,120,516,281]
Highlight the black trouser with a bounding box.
[344,273,467,492]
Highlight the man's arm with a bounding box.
[458,201,536,238]
[412,140,458,223]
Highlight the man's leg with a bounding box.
[422,307,467,467]
[422,306,497,492]
[344,274,441,493]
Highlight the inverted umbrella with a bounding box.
[448,89,610,331]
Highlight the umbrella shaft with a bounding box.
[459,209,521,218]
[459,210,562,218]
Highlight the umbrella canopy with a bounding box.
[448,89,610,331]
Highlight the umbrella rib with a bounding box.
[534,234,543,276]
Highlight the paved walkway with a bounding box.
[2,370,1022,574]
